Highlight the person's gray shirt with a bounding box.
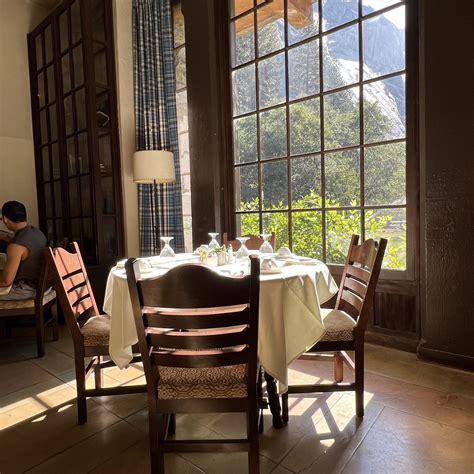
[11,226,47,287]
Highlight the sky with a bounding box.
[363,0,406,29]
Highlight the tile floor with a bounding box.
[1,325,473,473]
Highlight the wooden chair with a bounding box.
[46,242,146,424]
[126,255,261,473]
[0,240,68,357]
[282,235,387,419]
[223,232,276,252]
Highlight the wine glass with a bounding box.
[208,232,219,250]
[259,233,274,254]
[159,236,175,258]
[235,236,250,258]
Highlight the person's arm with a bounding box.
[0,243,28,287]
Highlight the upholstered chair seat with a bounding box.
[80,314,111,347]
[321,308,356,342]
[0,289,56,310]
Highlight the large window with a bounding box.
[172,2,192,252]
[229,0,409,270]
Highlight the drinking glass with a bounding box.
[208,232,219,250]
[259,233,274,254]
[235,236,250,258]
[159,236,175,258]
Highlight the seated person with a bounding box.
[0,201,47,301]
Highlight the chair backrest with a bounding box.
[46,242,99,337]
[126,256,260,393]
[223,232,276,252]
[335,235,387,334]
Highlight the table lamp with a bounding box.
[133,150,176,254]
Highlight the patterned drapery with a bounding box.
[132,0,184,255]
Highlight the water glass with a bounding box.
[160,236,175,258]
[259,233,274,254]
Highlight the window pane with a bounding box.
[44,26,53,63]
[102,176,115,214]
[262,212,289,247]
[67,136,76,175]
[69,178,80,216]
[323,25,359,91]
[78,132,89,173]
[82,217,94,256]
[71,0,82,44]
[231,14,254,67]
[364,74,405,143]
[365,207,406,269]
[230,0,253,18]
[103,218,118,257]
[42,147,50,181]
[362,0,401,15]
[173,3,185,47]
[288,39,319,100]
[290,97,321,155]
[260,107,287,160]
[38,72,45,107]
[363,5,405,80]
[232,64,256,116]
[288,0,318,45]
[292,211,322,258]
[46,220,54,242]
[55,219,64,242]
[62,54,71,94]
[324,87,359,149]
[174,47,186,89]
[322,0,358,31]
[97,93,111,129]
[236,213,260,237]
[291,155,321,209]
[49,105,57,141]
[233,115,257,164]
[64,94,73,135]
[235,164,259,210]
[35,34,43,69]
[98,133,111,171]
[262,160,288,210]
[364,142,406,206]
[257,0,284,57]
[54,181,62,218]
[76,89,86,131]
[326,209,361,264]
[59,10,68,52]
[73,46,84,86]
[325,149,360,206]
[40,109,48,144]
[47,65,55,103]
[90,0,106,43]
[259,53,286,108]
[45,184,53,218]
[51,143,60,179]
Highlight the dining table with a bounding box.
[103,252,338,425]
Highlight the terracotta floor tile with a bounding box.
[342,407,474,473]
[0,400,120,472]
[282,393,383,473]
[26,420,143,473]
[90,438,205,474]
[0,359,53,397]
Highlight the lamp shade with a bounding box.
[133,150,176,184]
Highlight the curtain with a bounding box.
[132,0,185,255]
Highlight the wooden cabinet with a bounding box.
[27,0,123,270]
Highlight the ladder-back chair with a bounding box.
[126,255,261,473]
[47,242,145,424]
[282,235,387,419]
[223,232,276,252]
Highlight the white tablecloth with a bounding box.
[103,255,338,393]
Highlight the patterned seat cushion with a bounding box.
[321,308,356,342]
[80,314,110,347]
[157,364,248,400]
[0,289,56,311]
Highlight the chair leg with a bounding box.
[35,306,45,358]
[75,358,87,424]
[281,392,289,424]
[355,347,365,418]
[51,304,59,341]
[334,351,343,382]
[94,356,103,389]
[149,404,164,473]
[247,396,260,474]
